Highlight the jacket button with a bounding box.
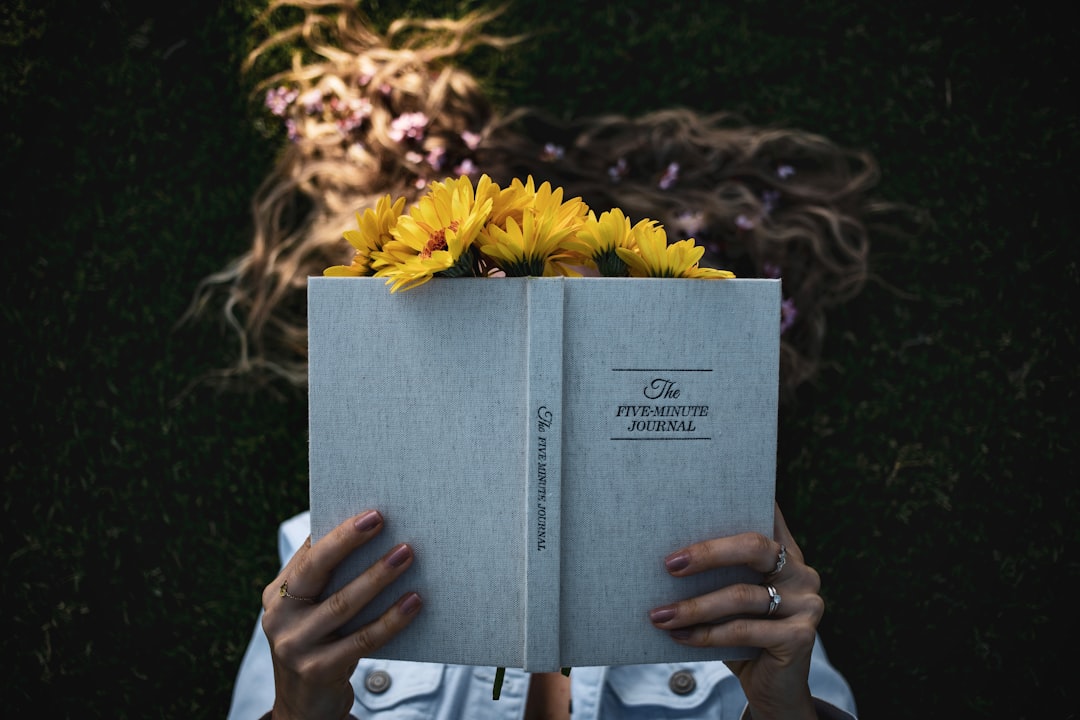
[669,669,696,695]
[364,670,392,694]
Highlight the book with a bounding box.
[307,276,780,672]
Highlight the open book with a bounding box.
[308,276,780,672]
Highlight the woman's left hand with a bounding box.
[648,503,823,720]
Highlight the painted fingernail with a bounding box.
[386,543,412,568]
[664,551,690,573]
[355,510,382,532]
[649,606,677,623]
[399,592,422,615]
[669,629,693,640]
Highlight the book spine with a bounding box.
[523,278,564,672]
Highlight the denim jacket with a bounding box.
[227,513,857,719]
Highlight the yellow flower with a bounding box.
[324,195,407,276]
[478,177,589,276]
[615,223,736,279]
[566,208,652,277]
[477,174,532,230]
[373,174,493,292]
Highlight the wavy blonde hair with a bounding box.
[186,0,884,397]
[184,1,516,385]
[479,108,883,393]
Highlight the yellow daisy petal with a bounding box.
[615,224,735,279]
[328,194,407,276]
[477,176,588,276]
[372,174,493,291]
[567,209,656,276]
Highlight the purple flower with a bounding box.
[541,142,565,161]
[426,145,446,171]
[735,214,755,230]
[608,157,628,183]
[762,262,782,279]
[780,297,798,334]
[461,130,482,150]
[336,97,373,133]
[776,164,795,179]
[658,162,680,190]
[761,189,781,215]
[285,118,300,142]
[453,158,479,176]
[264,86,298,117]
[388,112,429,143]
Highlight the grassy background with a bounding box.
[2,0,1076,717]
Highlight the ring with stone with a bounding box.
[764,584,782,616]
[766,543,787,580]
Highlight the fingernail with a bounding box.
[399,592,422,615]
[386,543,412,568]
[664,551,690,573]
[669,629,693,640]
[355,510,382,532]
[649,606,677,623]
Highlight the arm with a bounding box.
[229,514,312,720]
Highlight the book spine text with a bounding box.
[524,279,564,671]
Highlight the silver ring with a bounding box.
[766,543,787,580]
[765,584,781,616]
[279,580,316,604]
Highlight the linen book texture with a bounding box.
[307,276,780,672]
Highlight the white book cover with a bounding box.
[308,276,780,671]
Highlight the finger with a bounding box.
[667,613,819,655]
[772,504,804,562]
[282,510,385,599]
[310,542,416,636]
[663,531,783,578]
[766,504,810,583]
[264,534,314,610]
[319,590,424,670]
[650,582,798,629]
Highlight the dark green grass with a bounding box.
[2,0,1076,717]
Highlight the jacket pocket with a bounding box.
[605,662,745,718]
[352,659,445,716]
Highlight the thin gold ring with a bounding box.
[279,580,316,604]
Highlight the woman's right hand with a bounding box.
[260,510,422,720]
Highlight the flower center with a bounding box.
[420,220,460,259]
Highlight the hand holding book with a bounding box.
[262,504,824,720]
[260,510,422,720]
[649,503,825,720]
